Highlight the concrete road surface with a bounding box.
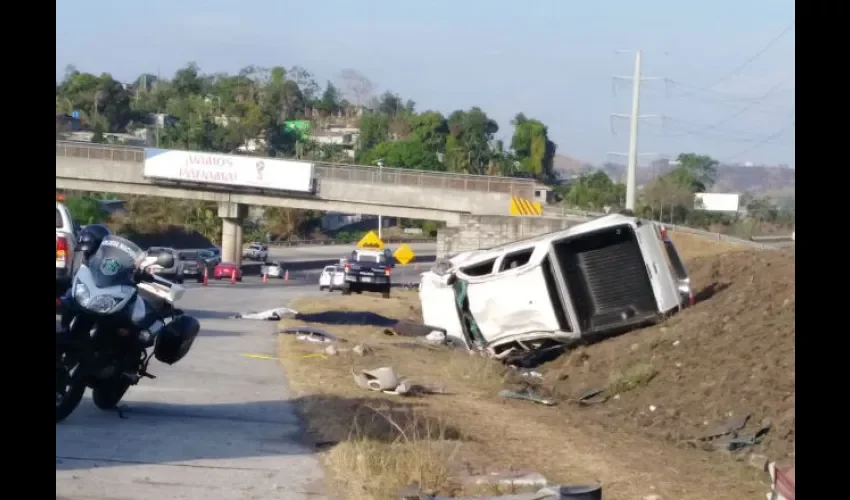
[267,241,436,262]
[56,283,327,500]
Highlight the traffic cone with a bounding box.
[284,270,290,281]
[230,269,237,284]
[262,272,268,283]
[202,267,208,286]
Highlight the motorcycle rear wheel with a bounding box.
[56,347,86,423]
[92,379,131,410]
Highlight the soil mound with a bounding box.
[546,247,795,463]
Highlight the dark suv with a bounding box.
[178,249,213,283]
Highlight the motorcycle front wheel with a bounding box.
[92,378,131,410]
[56,346,86,423]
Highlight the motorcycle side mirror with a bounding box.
[153,250,175,270]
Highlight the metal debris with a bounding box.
[499,389,556,406]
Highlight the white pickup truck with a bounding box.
[242,243,269,261]
[56,199,79,296]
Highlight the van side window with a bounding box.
[461,259,496,276]
[498,249,533,271]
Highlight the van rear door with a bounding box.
[635,223,682,313]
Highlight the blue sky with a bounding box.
[56,0,795,167]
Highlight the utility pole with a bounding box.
[611,50,661,211]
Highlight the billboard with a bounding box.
[694,193,739,212]
[143,149,314,193]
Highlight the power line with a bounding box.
[723,121,794,162]
[697,20,795,91]
[652,80,795,117]
[662,73,794,138]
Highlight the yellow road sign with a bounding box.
[393,244,416,266]
[357,230,385,250]
[510,196,544,216]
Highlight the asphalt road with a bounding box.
[56,282,327,500]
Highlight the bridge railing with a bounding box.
[57,141,145,163]
[56,141,535,198]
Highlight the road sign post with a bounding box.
[357,231,385,250]
[393,244,416,266]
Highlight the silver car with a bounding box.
[146,246,184,283]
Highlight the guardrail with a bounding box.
[56,141,535,197]
[263,238,437,247]
[542,205,792,250]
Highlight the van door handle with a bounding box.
[652,263,658,275]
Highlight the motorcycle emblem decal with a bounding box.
[100,258,121,276]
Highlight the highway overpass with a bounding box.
[56,141,536,263]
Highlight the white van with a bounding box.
[419,214,692,356]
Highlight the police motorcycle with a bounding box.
[56,234,200,423]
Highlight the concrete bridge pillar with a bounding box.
[218,202,248,265]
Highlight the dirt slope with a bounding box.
[543,244,795,463]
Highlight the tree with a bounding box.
[65,196,106,225]
[357,113,390,151]
[563,171,625,210]
[360,139,444,171]
[338,69,374,108]
[409,111,449,152]
[675,153,718,191]
[510,113,557,181]
[315,81,341,114]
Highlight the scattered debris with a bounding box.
[459,471,548,489]
[499,389,556,406]
[324,345,338,356]
[424,330,448,345]
[384,320,447,338]
[700,414,751,441]
[233,307,298,321]
[280,326,346,343]
[723,425,771,452]
[688,415,771,452]
[352,367,440,396]
[352,344,373,356]
[399,481,602,500]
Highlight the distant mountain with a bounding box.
[553,155,794,197]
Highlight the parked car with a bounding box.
[213,262,242,281]
[146,246,184,283]
[419,214,692,356]
[260,261,286,279]
[319,265,345,292]
[202,247,222,266]
[56,197,80,297]
[242,244,268,261]
[178,249,213,283]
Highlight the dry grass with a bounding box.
[277,235,777,500]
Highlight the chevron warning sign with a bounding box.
[510,196,544,216]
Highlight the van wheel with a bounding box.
[342,288,352,296]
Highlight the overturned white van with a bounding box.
[419,214,693,357]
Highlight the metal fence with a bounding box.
[542,205,791,250]
[55,141,535,197]
[265,237,436,247]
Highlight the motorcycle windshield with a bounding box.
[86,235,143,288]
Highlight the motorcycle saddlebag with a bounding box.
[154,315,200,365]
